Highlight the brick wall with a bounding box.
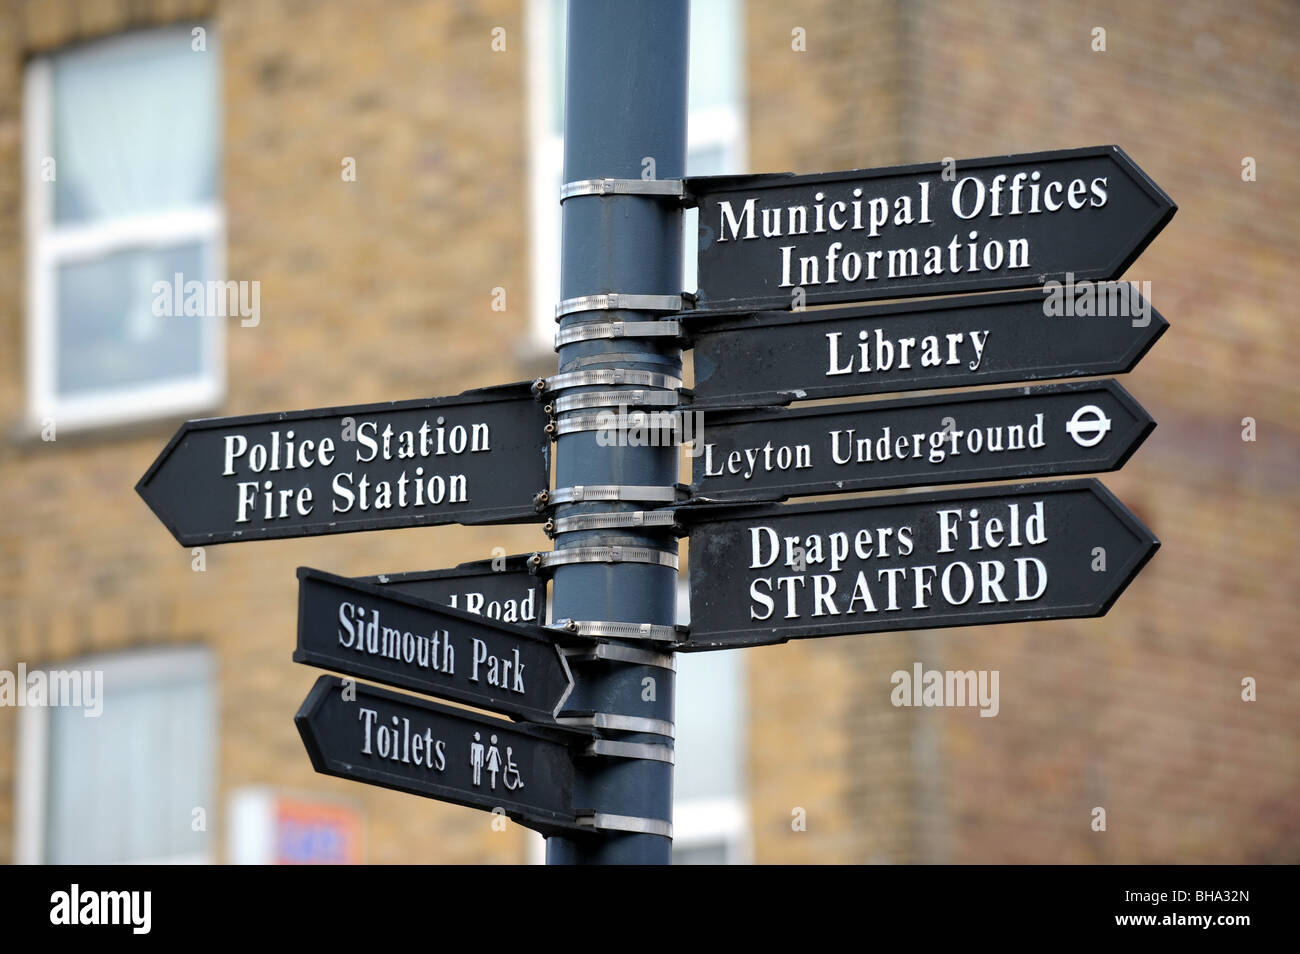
[744,0,1299,863]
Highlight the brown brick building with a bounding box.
[0,0,1296,864]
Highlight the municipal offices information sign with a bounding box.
[691,145,1176,312]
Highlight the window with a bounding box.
[672,580,751,864]
[14,647,217,864]
[526,0,747,347]
[23,25,223,432]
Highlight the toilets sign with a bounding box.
[295,677,592,835]
[690,145,1175,312]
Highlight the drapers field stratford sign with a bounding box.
[690,145,1176,312]
[136,382,548,545]
[677,480,1159,650]
[686,283,1167,408]
[693,380,1154,503]
[295,677,591,835]
[294,568,573,723]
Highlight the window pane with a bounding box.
[674,584,745,802]
[52,29,219,224]
[44,650,216,864]
[689,0,741,114]
[673,841,730,865]
[55,242,211,396]
[551,0,567,136]
[683,145,728,292]
[674,649,745,801]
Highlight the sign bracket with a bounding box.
[575,813,673,839]
[562,642,677,671]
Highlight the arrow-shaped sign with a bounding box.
[692,380,1154,503]
[690,145,1175,312]
[358,553,546,626]
[687,283,1167,408]
[136,381,549,546]
[678,479,1158,650]
[295,676,591,835]
[294,568,572,723]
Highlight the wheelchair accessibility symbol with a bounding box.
[1066,405,1112,447]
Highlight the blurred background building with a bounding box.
[0,0,1296,864]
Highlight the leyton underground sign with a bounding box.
[690,145,1176,312]
[137,381,549,545]
[677,479,1159,650]
[693,379,1154,503]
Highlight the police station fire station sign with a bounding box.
[137,382,548,545]
[690,145,1176,312]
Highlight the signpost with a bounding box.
[294,568,574,723]
[136,381,548,545]
[690,145,1176,312]
[677,479,1159,651]
[687,283,1167,408]
[358,553,546,625]
[693,380,1154,502]
[295,676,591,835]
[135,0,1173,866]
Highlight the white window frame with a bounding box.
[14,646,217,865]
[525,0,749,350]
[22,24,225,434]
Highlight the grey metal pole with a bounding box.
[545,0,688,865]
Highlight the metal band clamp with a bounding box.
[559,178,687,202]
[552,389,680,413]
[549,410,683,438]
[529,547,678,572]
[535,484,685,509]
[546,510,680,535]
[552,619,681,644]
[554,320,682,348]
[537,369,683,395]
[556,293,690,320]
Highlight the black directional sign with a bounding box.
[687,283,1167,408]
[296,676,591,835]
[359,553,546,626]
[137,381,549,545]
[690,145,1176,312]
[294,568,572,723]
[678,479,1158,651]
[693,380,1153,503]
